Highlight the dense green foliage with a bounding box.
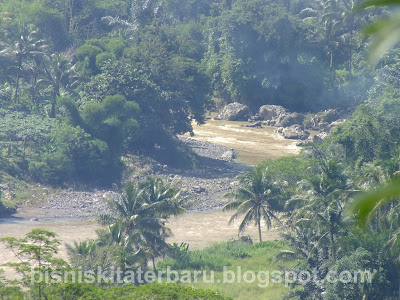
[0,0,389,191]
[2,0,400,298]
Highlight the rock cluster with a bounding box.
[276,125,310,140]
[304,109,340,131]
[258,105,305,128]
[216,103,350,143]
[214,102,250,121]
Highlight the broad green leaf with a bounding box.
[351,177,400,228]
[359,0,400,9]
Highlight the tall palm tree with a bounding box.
[0,25,47,103]
[301,1,363,83]
[287,157,357,260]
[23,54,47,106]
[99,177,186,270]
[42,52,78,117]
[223,167,283,242]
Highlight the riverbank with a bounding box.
[12,137,248,220]
[0,120,297,279]
[9,118,303,220]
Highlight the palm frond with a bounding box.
[238,209,255,235]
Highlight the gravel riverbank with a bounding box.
[13,138,250,220]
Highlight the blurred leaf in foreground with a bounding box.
[359,0,400,64]
[351,176,400,228]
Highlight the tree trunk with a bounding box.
[31,73,37,106]
[349,15,354,79]
[7,137,11,157]
[152,256,156,272]
[14,57,22,104]
[38,249,42,300]
[376,209,380,234]
[50,85,60,118]
[51,91,56,118]
[258,216,262,243]
[330,229,335,260]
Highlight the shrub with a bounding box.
[29,125,120,185]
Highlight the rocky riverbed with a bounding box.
[14,137,249,220]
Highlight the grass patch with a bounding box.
[158,240,297,300]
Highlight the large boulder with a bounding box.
[221,149,237,160]
[281,125,310,140]
[275,112,305,127]
[259,105,289,121]
[305,109,341,131]
[215,102,249,121]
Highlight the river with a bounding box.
[184,117,300,165]
[0,118,299,274]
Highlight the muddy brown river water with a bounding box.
[185,118,300,166]
[0,119,298,274]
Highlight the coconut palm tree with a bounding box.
[0,25,47,103]
[301,0,364,83]
[66,239,98,265]
[287,157,355,260]
[42,52,78,117]
[99,177,186,270]
[138,176,186,218]
[223,167,283,242]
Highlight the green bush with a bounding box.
[0,284,24,299]
[159,240,257,271]
[95,52,113,69]
[0,191,15,217]
[325,105,393,163]
[29,125,120,185]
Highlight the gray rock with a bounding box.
[276,112,305,127]
[263,120,275,126]
[259,105,289,121]
[221,149,237,160]
[248,114,262,122]
[305,109,341,130]
[275,127,284,134]
[312,132,328,142]
[321,109,340,123]
[282,126,310,140]
[246,121,262,128]
[192,186,205,193]
[296,141,308,146]
[215,102,249,121]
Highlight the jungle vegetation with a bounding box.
[1,0,400,299]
